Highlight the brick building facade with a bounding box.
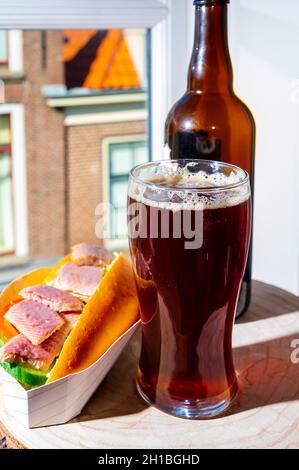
[67,119,146,248]
[0,29,147,263]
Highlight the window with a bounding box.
[109,140,148,240]
[0,31,8,66]
[0,28,148,263]
[0,114,14,254]
[0,0,174,274]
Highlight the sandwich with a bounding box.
[0,244,139,389]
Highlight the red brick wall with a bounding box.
[67,120,146,248]
[23,32,66,259]
[5,31,66,259]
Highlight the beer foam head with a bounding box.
[129,161,250,211]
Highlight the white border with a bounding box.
[0,104,28,257]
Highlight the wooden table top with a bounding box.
[1,280,299,449]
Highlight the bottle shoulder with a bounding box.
[165,90,255,134]
[233,94,256,129]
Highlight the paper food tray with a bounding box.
[0,321,139,428]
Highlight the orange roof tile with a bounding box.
[102,33,141,89]
[64,29,141,91]
[63,30,98,62]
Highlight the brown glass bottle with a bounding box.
[165,0,255,318]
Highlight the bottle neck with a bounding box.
[187,5,233,93]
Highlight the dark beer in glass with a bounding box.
[128,160,251,418]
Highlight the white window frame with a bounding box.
[0,0,192,252]
[0,0,192,256]
[7,31,23,73]
[0,0,191,160]
[0,0,188,259]
[0,31,23,73]
[102,134,148,251]
[0,104,28,257]
[0,0,192,253]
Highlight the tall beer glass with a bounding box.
[128,160,251,419]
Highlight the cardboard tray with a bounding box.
[0,321,139,428]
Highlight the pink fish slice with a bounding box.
[20,284,84,312]
[5,300,64,346]
[61,313,81,329]
[0,320,71,370]
[71,243,112,266]
[54,262,103,299]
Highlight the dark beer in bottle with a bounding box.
[165,0,255,318]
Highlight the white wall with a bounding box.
[229,0,299,296]
[170,0,299,296]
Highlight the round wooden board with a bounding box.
[1,280,299,449]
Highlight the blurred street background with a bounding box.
[0,29,149,288]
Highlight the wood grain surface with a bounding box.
[1,280,299,449]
